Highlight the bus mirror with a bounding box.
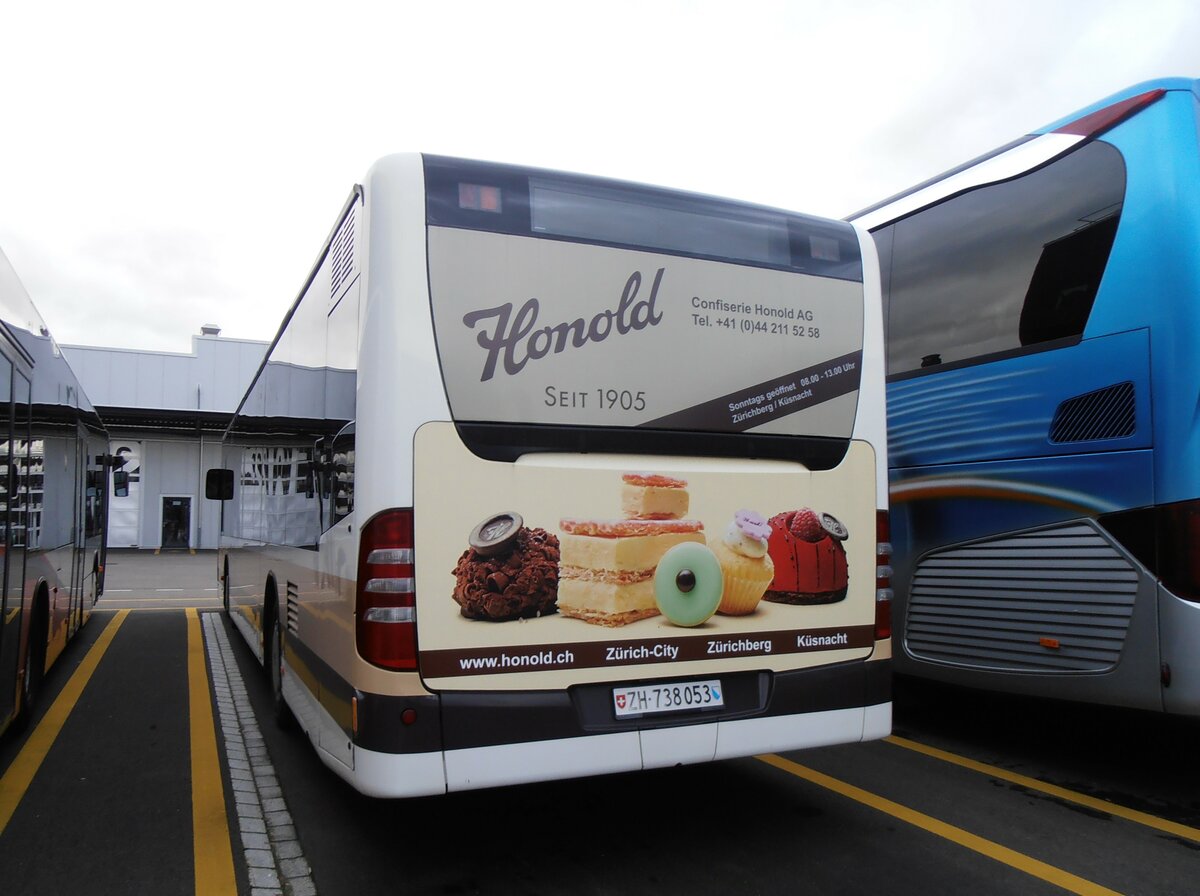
[206,468,234,501]
[113,470,130,498]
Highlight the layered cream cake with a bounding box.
[621,472,690,520]
[558,518,706,625]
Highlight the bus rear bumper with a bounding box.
[1160,586,1200,715]
[342,700,892,798]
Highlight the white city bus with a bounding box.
[0,247,110,738]
[208,154,892,797]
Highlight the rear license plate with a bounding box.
[612,680,724,718]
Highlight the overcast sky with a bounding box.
[1,0,1196,354]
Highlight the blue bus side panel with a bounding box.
[891,449,1154,569]
[888,328,1152,469]
[880,82,1200,713]
[1087,89,1200,505]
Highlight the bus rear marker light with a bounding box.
[875,511,893,640]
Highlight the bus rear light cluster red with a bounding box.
[1053,88,1165,137]
[1154,499,1200,604]
[875,510,893,641]
[1101,498,1200,605]
[357,508,418,670]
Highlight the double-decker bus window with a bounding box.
[882,140,1125,377]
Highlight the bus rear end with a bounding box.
[350,155,890,795]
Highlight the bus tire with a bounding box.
[17,592,48,727]
[267,599,294,730]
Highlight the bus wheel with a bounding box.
[269,607,294,730]
[18,602,47,726]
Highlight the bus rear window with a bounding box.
[424,155,862,281]
[529,179,790,268]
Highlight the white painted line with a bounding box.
[97,597,222,605]
[203,613,318,896]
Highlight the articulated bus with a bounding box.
[208,154,892,797]
[0,247,110,737]
[851,78,1200,716]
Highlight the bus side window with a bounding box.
[1018,214,1120,345]
[330,423,355,525]
[884,140,1125,376]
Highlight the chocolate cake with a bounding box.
[452,524,560,621]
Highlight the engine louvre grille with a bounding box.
[286,580,300,634]
[330,213,356,301]
[905,523,1138,673]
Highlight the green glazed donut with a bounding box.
[654,542,723,627]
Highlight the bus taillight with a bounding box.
[357,508,418,670]
[875,510,893,640]
[1053,88,1165,138]
[1156,500,1200,604]
[1101,499,1200,604]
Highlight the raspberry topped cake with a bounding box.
[764,508,849,605]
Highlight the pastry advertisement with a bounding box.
[428,227,865,439]
[415,422,878,690]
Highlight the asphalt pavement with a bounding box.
[100,549,222,610]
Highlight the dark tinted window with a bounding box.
[329,423,355,526]
[425,155,863,281]
[877,140,1125,377]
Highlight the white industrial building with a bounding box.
[62,326,268,551]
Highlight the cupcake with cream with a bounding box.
[713,509,775,615]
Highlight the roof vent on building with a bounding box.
[200,324,221,337]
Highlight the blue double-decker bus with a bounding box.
[852,78,1200,716]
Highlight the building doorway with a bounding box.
[161,496,191,550]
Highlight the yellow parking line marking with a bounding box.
[187,607,237,895]
[886,735,1200,844]
[0,610,129,835]
[759,753,1123,896]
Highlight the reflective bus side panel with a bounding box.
[853,78,1200,716]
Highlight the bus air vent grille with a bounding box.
[1048,382,1135,443]
[286,581,300,634]
[905,522,1137,673]
[330,213,356,301]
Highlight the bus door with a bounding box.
[0,364,21,723]
[68,423,90,632]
